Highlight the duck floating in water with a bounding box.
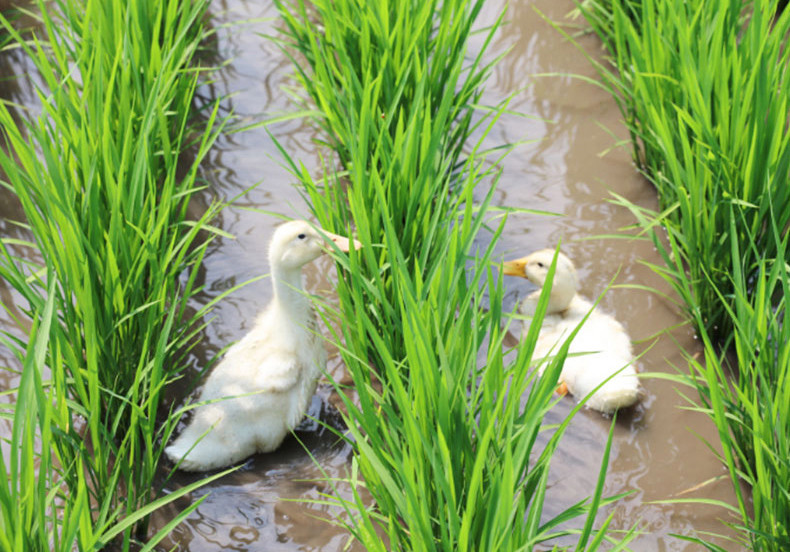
[503,249,641,414]
[165,220,360,471]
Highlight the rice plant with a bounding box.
[0,0,232,547]
[0,279,74,552]
[274,0,634,548]
[0,275,230,552]
[578,0,790,338]
[571,0,790,548]
[682,211,790,551]
[273,0,508,361]
[315,210,635,550]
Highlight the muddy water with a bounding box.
[0,0,745,550]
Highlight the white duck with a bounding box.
[165,220,360,471]
[503,249,641,413]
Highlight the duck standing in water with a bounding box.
[502,249,641,413]
[165,220,360,471]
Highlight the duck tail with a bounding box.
[594,381,642,413]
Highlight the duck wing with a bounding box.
[253,351,302,393]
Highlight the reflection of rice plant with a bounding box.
[0,0,232,548]
[275,0,636,548]
[575,0,790,548]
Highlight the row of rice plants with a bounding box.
[0,0,232,549]
[274,1,635,549]
[574,0,790,548]
[577,0,790,337]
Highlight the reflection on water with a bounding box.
[0,0,745,550]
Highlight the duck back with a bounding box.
[522,295,641,413]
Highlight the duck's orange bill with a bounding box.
[502,257,528,277]
[556,381,569,396]
[322,231,362,253]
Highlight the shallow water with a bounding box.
[0,0,745,550]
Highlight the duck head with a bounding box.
[502,248,578,313]
[269,220,361,272]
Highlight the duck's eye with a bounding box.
[537,262,545,268]
[297,233,306,240]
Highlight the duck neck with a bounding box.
[546,278,576,314]
[271,266,311,318]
